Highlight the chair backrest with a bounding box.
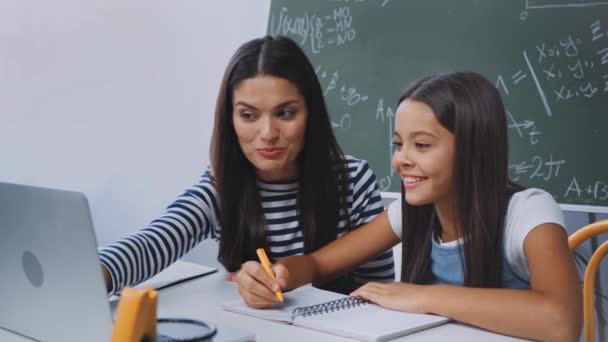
[568,219,608,342]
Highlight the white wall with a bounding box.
[0,0,270,266]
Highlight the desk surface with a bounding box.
[1,270,529,342]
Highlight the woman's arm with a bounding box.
[236,211,400,308]
[99,170,220,295]
[353,223,583,342]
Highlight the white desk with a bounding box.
[1,270,529,341]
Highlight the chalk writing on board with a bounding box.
[374,97,395,124]
[316,65,370,131]
[496,70,531,95]
[506,111,541,145]
[523,50,554,117]
[509,154,566,182]
[590,20,607,41]
[330,113,352,130]
[565,177,608,200]
[269,6,357,54]
[379,175,392,191]
[496,20,608,151]
[532,27,608,104]
[376,98,396,177]
[316,66,369,105]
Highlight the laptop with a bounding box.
[0,182,113,342]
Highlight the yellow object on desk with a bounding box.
[256,248,284,302]
[111,287,158,342]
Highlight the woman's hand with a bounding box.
[350,282,429,314]
[235,260,289,309]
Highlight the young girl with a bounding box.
[235,71,582,341]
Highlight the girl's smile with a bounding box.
[402,175,428,189]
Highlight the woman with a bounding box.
[100,36,395,295]
[236,71,582,342]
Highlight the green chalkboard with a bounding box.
[268,0,608,212]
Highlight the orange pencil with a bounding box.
[255,248,284,302]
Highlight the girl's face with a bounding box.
[391,99,455,207]
[232,75,308,182]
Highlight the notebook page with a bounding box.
[222,285,345,323]
[294,303,449,342]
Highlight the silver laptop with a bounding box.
[0,182,113,342]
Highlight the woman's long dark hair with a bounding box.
[211,36,350,271]
[399,71,524,287]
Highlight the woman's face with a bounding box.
[232,75,308,182]
[391,99,455,208]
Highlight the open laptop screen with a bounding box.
[0,182,113,342]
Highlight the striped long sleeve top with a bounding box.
[99,156,395,295]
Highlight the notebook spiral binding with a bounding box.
[292,297,370,318]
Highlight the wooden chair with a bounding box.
[569,219,608,342]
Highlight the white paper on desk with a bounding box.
[110,261,217,301]
[222,285,338,323]
[222,285,449,342]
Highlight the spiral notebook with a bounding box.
[222,285,449,342]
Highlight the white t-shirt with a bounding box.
[387,188,565,280]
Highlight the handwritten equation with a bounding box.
[510,154,566,182]
[535,21,608,105]
[316,65,371,131]
[269,6,357,54]
[506,110,542,145]
[564,177,608,201]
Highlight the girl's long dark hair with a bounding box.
[211,36,350,271]
[399,71,524,287]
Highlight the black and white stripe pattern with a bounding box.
[99,156,394,295]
